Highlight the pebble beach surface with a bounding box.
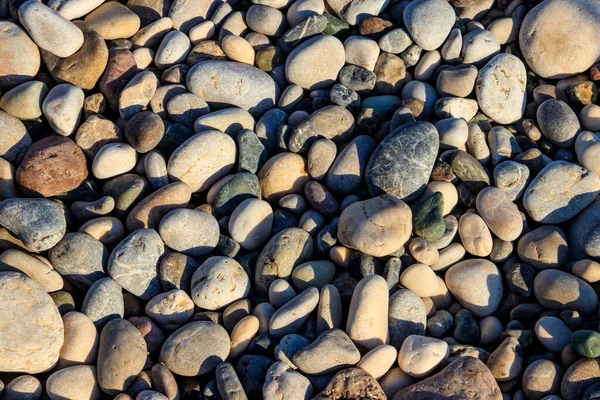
[1,0,600,399]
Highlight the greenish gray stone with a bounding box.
[281,15,328,49]
[102,174,151,217]
[323,14,350,38]
[412,192,445,241]
[213,172,262,216]
[237,129,267,174]
[158,123,194,156]
[450,150,491,193]
[453,309,480,345]
[572,330,600,358]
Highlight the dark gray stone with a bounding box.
[338,65,376,95]
[366,121,439,201]
[213,172,261,216]
[237,129,267,174]
[389,289,427,348]
[537,99,581,148]
[49,232,108,291]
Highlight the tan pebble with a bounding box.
[92,143,137,179]
[229,315,260,358]
[269,279,297,309]
[4,375,42,400]
[422,297,436,318]
[189,21,216,44]
[221,35,255,65]
[458,213,493,257]
[486,337,523,381]
[79,217,125,245]
[47,365,101,400]
[84,2,141,40]
[338,194,412,257]
[399,264,439,297]
[476,186,523,241]
[258,152,310,202]
[346,275,389,351]
[131,17,173,48]
[422,181,458,216]
[397,335,449,378]
[316,284,342,335]
[252,302,275,334]
[408,237,439,265]
[0,249,63,293]
[572,259,600,283]
[0,157,18,200]
[431,243,466,271]
[329,246,353,268]
[581,104,600,132]
[132,47,155,70]
[223,299,252,331]
[430,276,453,309]
[151,363,179,400]
[57,311,99,369]
[357,344,397,379]
[126,182,192,231]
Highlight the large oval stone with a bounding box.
[0,272,64,373]
[366,121,439,201]
[187,60,277,117]
[519,0,600,79]
[285,35,345,90]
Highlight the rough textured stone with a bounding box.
[0,272,64,373]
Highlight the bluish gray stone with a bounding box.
[0,198,66,251]
[537,99,581,148]
[49,232,108,291]
[82,277,124,330]
[107,229,165,300]
[569,198,600,260]
[388,289,426,348]
[366,121,439,200]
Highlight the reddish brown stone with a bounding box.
[591,63,600,81]
[99,48,139,110]
[358,17,394,40]
[16,136,88,198]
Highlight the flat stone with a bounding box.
[17,136,87,198]
[517,226,569,270]
[537,99,581,148]
[82,277,124,330]
[84,2,141,40]
[269,287,319,337]
[49,232,107,291]
[475,187,522,242]
[126,181,192,231]
[107,229,165,300]
[293,328,360,375]
[388,289,427,348]
[534,269,598,316]
[366,121,438,201]
[167,130,236,193]
[523,161,600,224]
[158,208,219,257]
[191,256,250,310]
[263,362,313,400]
[403,0,455,51]
[288,105,354,153]
[46,365,101,400]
